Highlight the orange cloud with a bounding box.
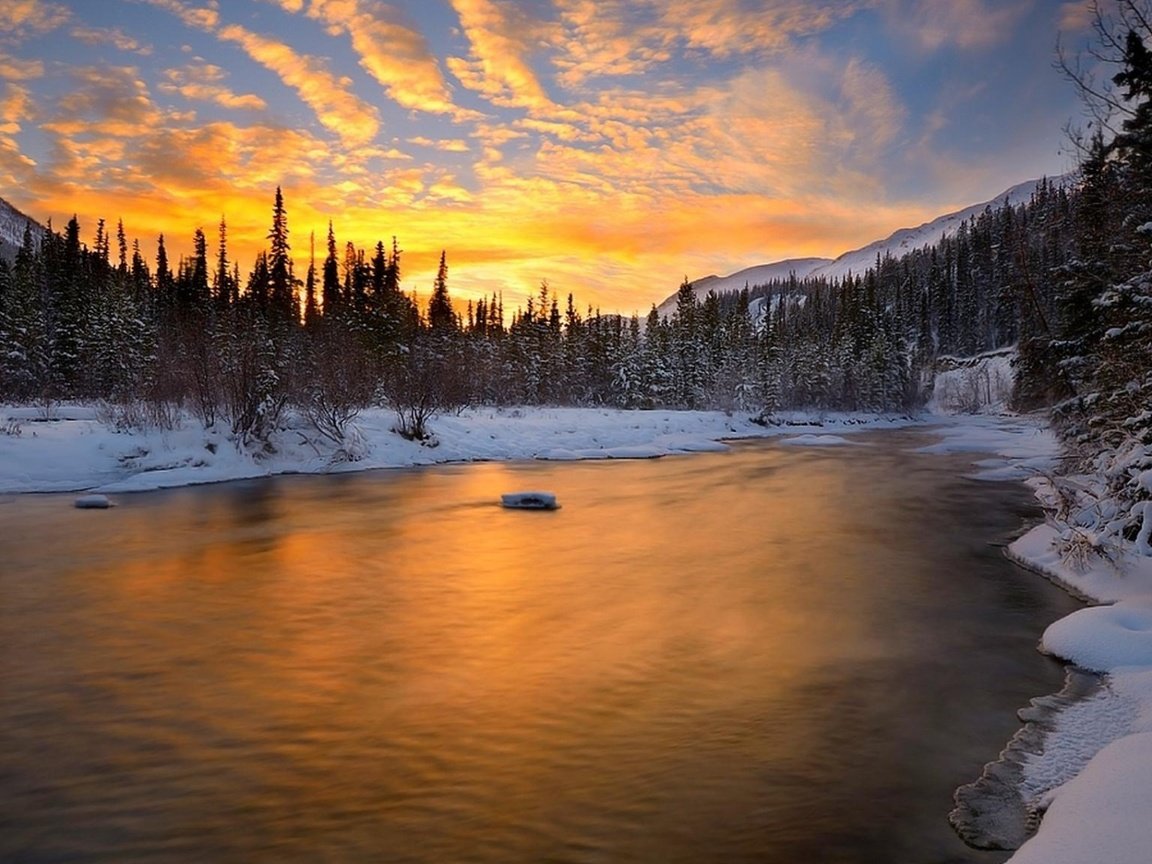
[661,0,861,56]
[43,65,161,139]
[447,0,553,111]
[70,25,153,55]
[0,51,44,80]
[0,0,70,38]
[0,83,33,135]
[550,0,670,88]
[885,0,1032,52]
[549,0,866,89]
[408,136,472,153]
[139,0,220,32]
[159,64,266,110]
[217,23,380,146]
[279,0,477,121]
[1058,1,1095,33]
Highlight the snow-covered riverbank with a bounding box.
[994,510,1152,863]
[0,404,933,495]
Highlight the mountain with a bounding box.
[805,176,1060,283]
[0,195,43,262]
[656,175,1067,317]
[680,257,832,301]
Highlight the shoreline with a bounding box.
[956,479,1152,862]
[950,666,1103,850]
[0,404,936,496]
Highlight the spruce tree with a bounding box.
[428,250,455,331]
[267,186,293,322]
[322,221,341,318]
[304,231,319,329]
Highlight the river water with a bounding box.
[0,428,1081,863]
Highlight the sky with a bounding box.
[0,0,1095,313]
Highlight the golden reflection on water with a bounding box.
[0,438,1080,862]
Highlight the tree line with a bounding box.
[0,174,1085,434]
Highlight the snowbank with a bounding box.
[1042,602,1152,672]
[1009,732,1152,864]
[0,404,919,495]
[1003,498,1152,862]
[916,414,1058,481]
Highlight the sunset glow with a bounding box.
[2,0,1083,312]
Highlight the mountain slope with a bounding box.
[807,176,1060,283]
[0,196,43,261]
[684,258,831,299]
[657,175,1067,316]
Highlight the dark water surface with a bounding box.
[0,428,1081,863]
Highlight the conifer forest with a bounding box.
[0,177,1085,426]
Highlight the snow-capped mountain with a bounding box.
[807,176,1062,283]
[657,175,1068,316]
[0,195,42,261]
[682,258,832,301]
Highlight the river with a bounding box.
[0,428,1081,863]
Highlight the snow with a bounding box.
[810,177,1063,284]
[1002,483,1152,862]
[778,433,856,447]
[73,493,112,509]
[1042,602,1152,672]
[501,491,558,510]
[914,413,1058,481]
[1015,686,1137,809]
[0,404,919,495]
[658,257,830,314]
[926,351,1016,416]
[1009,732,1152,864]
[0,194,41,259]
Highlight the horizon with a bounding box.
[1,0,1090,314]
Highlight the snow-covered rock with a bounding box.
[1042,602,1152,672]
[926,349,1016,416]
[73,493,112,509]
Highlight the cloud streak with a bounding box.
[447,0,553,110]
[217,23,380,145]
[159,63,266,111]
[0,0,70,39]
[286,0,473,120]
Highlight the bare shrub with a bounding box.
[220,327,287,452]
[95,398,148,432]
[298,328,377,460]
[95,395,181,433]
[382,342,462,442]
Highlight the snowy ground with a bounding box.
[1002,509,1152,864]
[3,399,1144,861]
[0,404,928,495]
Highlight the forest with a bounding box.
[0,177,1079,431]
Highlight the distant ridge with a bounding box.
[0,195,44,261]
[657,175,1069,316]
[685,257,832,300]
